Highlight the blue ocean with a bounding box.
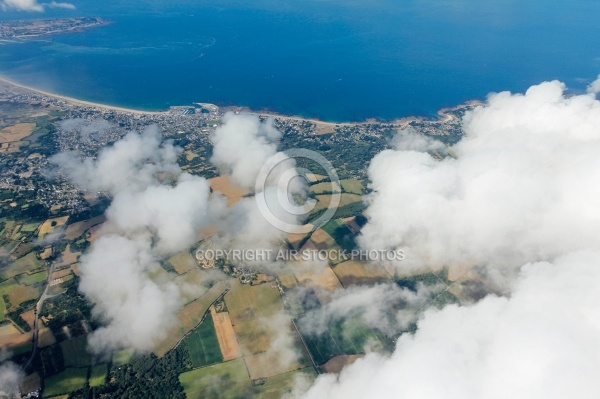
[1,0,600,121]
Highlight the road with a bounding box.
[24,262,56,372]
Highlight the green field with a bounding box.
[308,194,365,225]
[254,368,317,399]
[89,364,107,387]
[112,348,133,367]
[322,219,357,252]
[0,239,20,256]
[179,359,250,399]
[0,278,18,321]
[43,367,88,397]
[60,335,92,367]
[20,221,41,233]
[299,316,393,366]
[340,178,364,195]
[16,270,48,285]
[184,315,223,368]
[1,252,43,279]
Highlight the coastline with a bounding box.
[0,75,165,116]
[0,74,481,127]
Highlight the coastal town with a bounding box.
[0,17,109,40]
[0,76,472,222]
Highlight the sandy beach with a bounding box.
[0,75,165,116]
[0,74,473,128]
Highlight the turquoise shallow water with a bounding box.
[1,0,600,121]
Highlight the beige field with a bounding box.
[38,327,56,348]
[85,224,103,243]
[20,309,36,330]
[310,181,341,194]
[278,274,297,289]
[39,247,52,260]
[332,260,390,287]
[447,263,476,281]
[252,273,274,286]
[0,123,35,143]
[51,267,72,280]
[70,263,80,276]
[8,284,39,308]
[339,178,364,195]
[0,329,32,347]
[305,173,327,182]
[55,245,80,267]
[291,261,343,292]
[0,323,20,337]
[342,216,362,235]
[308,229,336,251]
[38,216,69,238]
[185,150,198,161]
[209,175,248,206]
[210,306,240,361]
[168,252,197,275]
[322,354,363,374]
[286,231,309,250]
[64,215,105,240]
[154,280,229,357]
[225,280,283,356]
[299,239,318,254]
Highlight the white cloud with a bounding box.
[47,0,75,9]
[79,235,180,353]
[301,251,600,399]
[359,80,600,284]
[210,112,282,190]
[298,283,442,337]
[0,361,24,397]
[295,77,600,398]
[587,74,600,95]
[51,126,181,194]
[0,0,74,12]
[391,127,445,152]
[53,126,218,353]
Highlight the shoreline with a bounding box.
[0,75,165,116]
[0,74,481,126]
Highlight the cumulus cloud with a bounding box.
[301,251,600,399]
[587,74,600,95]
[360,80,600,284]
[210,112,282,189]
[51,126,181,194]
[52,126,218,353]
[0,0,74,12]
[391,127,445,152]
[78,235,180,352]
[58,118,112,140]
[210,113,308,266]
[298,283,442,338]
[295,77,600,398]
[47,0,75,9]
[0,361,24,397]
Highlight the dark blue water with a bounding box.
[1,0,600,121]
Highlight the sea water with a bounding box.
[1,0,599,121]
